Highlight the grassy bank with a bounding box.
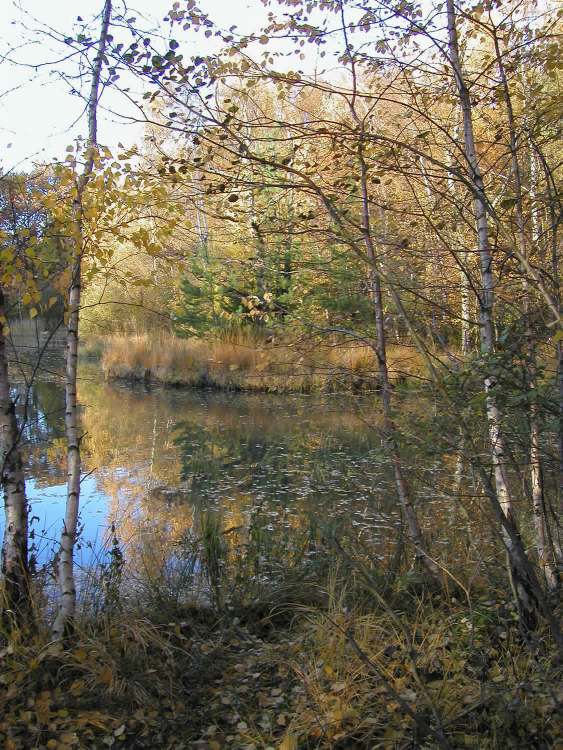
[1,520,560,750]
[86,332,428,393]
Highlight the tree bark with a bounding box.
[547,163,563,562]
[0,288,30,626]
[52,0,112,640]
[445,0,542,629]
[340,2,440,582]
[491,30,558,591]
[448,125,472,356]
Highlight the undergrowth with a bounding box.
[1,522,561,749]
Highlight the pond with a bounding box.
[4,361,481,590]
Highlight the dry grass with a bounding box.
[98,331,427,393]
[279,580,561,749]
[2,549,559,749]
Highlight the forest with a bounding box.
[0,0,561,747]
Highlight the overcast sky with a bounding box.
[0,0,272,170]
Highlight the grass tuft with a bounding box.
[98,331,427,393]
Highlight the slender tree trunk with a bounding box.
[530,420,552,579]
[52,253,82,639]
[553,233,563,565]
[52,0,112,640]
[492,32,558,590]
[0,289,30,626]
[421,132,472,355]
[529,140,563,565]
[250,198,266,300]
[194,171,210,262]
[537,148,563,563]
[338,2,440,581]
[370,268,440,571]
[445,125,472,356]
[446,0,541,629]
[459,263,471,355]
[548,178,563,560]
[528,147,543,260]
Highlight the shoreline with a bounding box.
[102,367,384,394]
[87,331,425,394]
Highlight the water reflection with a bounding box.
[3,372,484,582]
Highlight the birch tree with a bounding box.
[488,16,558,590]
[0,172,50,627]
[52,0,112,640]
[0,288,29,626]
[444,0,549,628]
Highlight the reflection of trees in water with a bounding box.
[172,394,401,554]
[75,381,399,566]
[19,377,493,582]
[77,380,192,573]
[13,379,66,486]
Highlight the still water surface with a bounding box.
[6,364,471,580]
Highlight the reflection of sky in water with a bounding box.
[1,375,465,578]
[7,476,113,567]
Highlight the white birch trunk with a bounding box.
[447,134,472,356]
[492,32,558,591]
[552,210,563,566]
[52,0,112,640]
[445,0,541,626]
[459,269,471,355]
[0,289,30,624]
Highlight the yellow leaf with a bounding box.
[278,734,299,750]
[329,708,343,723]
[30,307,38,319]
[60,732,79,745]
[35,690,51,723]
[99,666,113,686]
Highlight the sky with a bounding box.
[0,0,271,170]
